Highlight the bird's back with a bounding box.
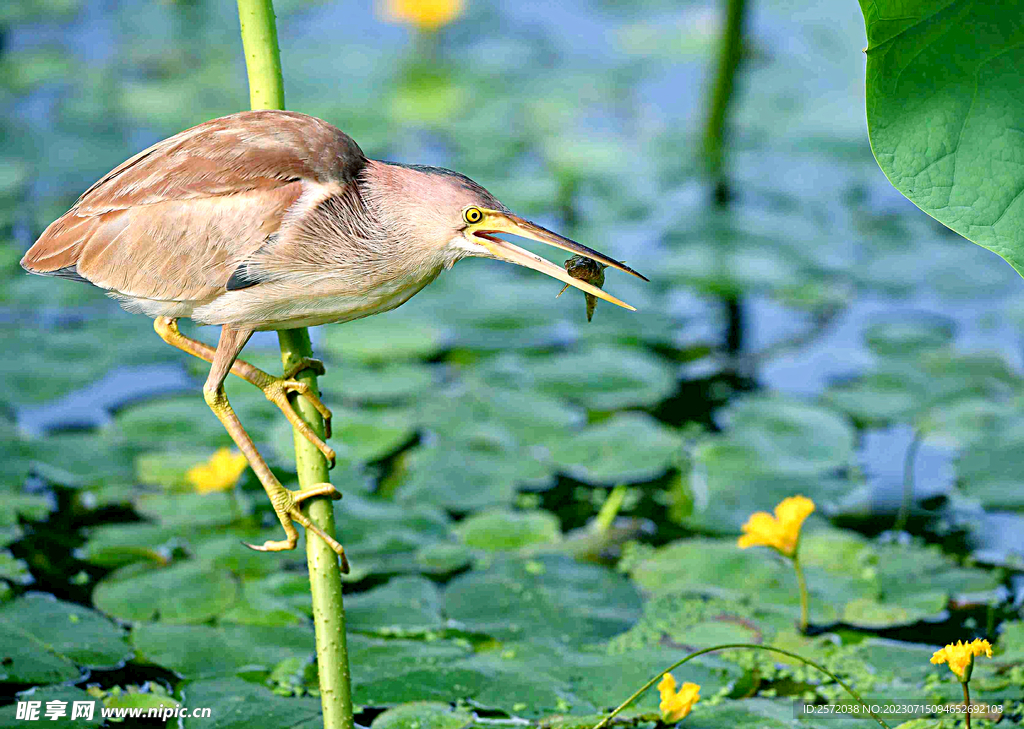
[21,110,367,318]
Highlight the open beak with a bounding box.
[468,210,648,311]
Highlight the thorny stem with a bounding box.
[236,3,353,729]
[591,643,891,729]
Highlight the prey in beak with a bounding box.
[461,206,647,311]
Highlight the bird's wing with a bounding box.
[22,110,366,304]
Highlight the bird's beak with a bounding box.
[467,210,648,311]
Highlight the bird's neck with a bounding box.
[358,160,465,272]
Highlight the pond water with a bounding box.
[2,0,1023,724]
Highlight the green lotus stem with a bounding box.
[236,3,354,729]
[591,643,891,729]
[792,552,809,633]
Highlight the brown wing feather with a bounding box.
[21,110,366,304]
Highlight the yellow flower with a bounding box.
[930,639,992,682]
[657,673,699,723]
[737,495,815,557]
[186,448,248,494]
[382,0,464,31]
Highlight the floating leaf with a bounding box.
[455,509,561,551]
[546,412,682,484]
[444,555,641,643]
[0,595,129,685]
[93,562,239,624]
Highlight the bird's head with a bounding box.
[362,161,647,310]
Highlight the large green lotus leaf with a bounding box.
[524,345,677,411]
[861,0,1024,277]
[546,412,682,484]
[132,623,315,679]
[345,576,444,633]
[444,555,641,644]
[370,703,473,729]
[93,561,239,624]
[180,677,322,729]
[0,595,129,685]
[395,439,552,513]
[0,685,101,728]
[454,509,561,551]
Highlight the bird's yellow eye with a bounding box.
[464,207,483,224]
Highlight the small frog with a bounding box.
[557,255,608,322]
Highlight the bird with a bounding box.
[21,110,647,567]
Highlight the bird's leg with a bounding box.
[154,317,335,466]
[202,325,349,572]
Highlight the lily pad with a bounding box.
[0,594,129,685]
[132,623,315,679]
[370,702,474,729]
[454,509,562,551]
[546,411,682,484]
[346,576,444,633]
[93,561,239,624]
[444,555,642,643]
[180,677,322,729]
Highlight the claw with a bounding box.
[262,378,335,466]
[283,357,326,380]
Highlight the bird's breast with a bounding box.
[191,258,444,331]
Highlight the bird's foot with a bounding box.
[244,482,349,572]
[283,357,326,380]
[261,376,335,465]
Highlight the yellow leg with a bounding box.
[192,322,348,572]
[203,384,349,573]
[155,317,335,467]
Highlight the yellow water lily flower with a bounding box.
[737,495,815,557]
[657,673,699,723]
[382,0,464,31]
[930,639,992,682]
[186,448,248,494]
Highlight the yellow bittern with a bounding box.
[21,110,646,564]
